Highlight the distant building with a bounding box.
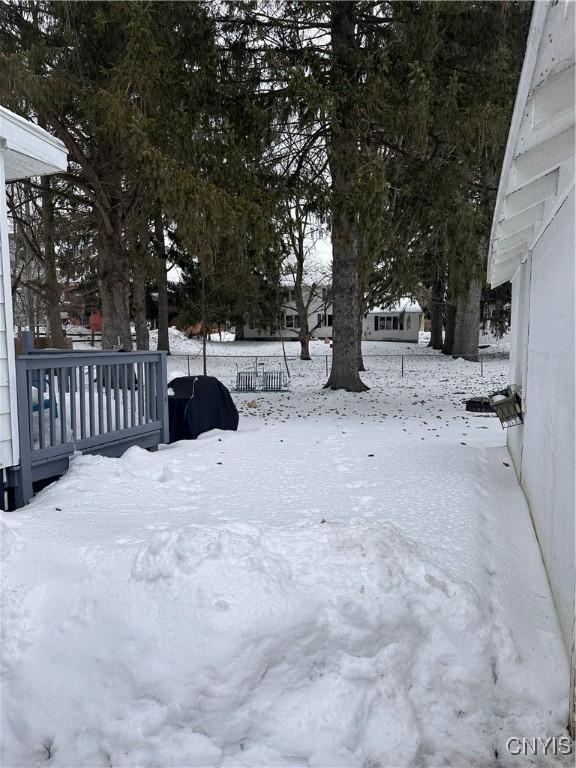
[362,300,422,343]
[243,287,422,343]
[243,283,332,340]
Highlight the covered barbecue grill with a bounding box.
[168,376,239,443]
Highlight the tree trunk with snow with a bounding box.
[296,293,311,360]
[452,278,482,361]
[201,273,208,375]
[299,330,311,361]
[428,278,444,350]
[442,299,457,355]
[357,309,365,372]
[293,256,311,361]
[325,1,368,392]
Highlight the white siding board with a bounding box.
[509,187,575,649]
[0,148,19,469]
[0,110,66,471]
[488,1,575,288]
[0,383,10,414]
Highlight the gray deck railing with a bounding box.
[10,350,168,507]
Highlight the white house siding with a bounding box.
[0,150,19,471]
[487,0,575,670]
[0,107,67,472]
[508,187,575,648]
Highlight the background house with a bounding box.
[487,0,575,729]
[362,299,422,343]
[243,288,422,343]
[242,282,332,340]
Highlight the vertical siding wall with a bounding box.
[0,151,18,471]
[509,187,575,650]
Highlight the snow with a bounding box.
[369,298,422,314]
[65,325,93,336]
[1,337,571,768]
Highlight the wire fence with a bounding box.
[166,351,510,386]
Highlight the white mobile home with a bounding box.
[0,107,68,477]
[487,0,574,721]
[244,289,422,343]
[363,300,422,343]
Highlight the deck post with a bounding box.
[20,330,34,354]
[14,362,33,506]
[157,352,169,444]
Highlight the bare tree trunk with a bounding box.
[296,311,310,360]
[21,202,37,332]
[299,330,311,361]
[428,278,444,350]
[201,273,207,376]
[325,1,368,392]
[154,212,170,353]
[442,299,457,355]
[40,176,66,347]
[99,219,132,350]
[452,278,482,360]
[295,291,311,361]
[26,284,35,331]
[202,328,208,375]
[133,268,149,350]
[357,308,365,371]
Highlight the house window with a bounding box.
[285,315,299,329]
[378,315,399,331]
[317,313,323,327]
[378,316,389,330]
[327,314,333,327]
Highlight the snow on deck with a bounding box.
[1,341,570,767]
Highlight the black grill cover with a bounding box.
[168,376,239,443]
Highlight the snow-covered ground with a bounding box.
[2,331,571,768]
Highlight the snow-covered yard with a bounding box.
[1,335,570,767]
